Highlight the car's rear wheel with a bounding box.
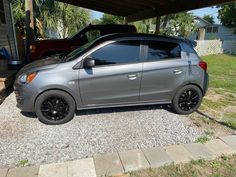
[172,85,202,114]
[35,90,75,125]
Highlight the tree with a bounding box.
[218,2,236,30]
[203,15,215,24]
[12,0,91,38]
[133,19,153,33]
[100,14,124,24]
[160,12,196,37]
[12,0,26,34]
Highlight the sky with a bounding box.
[92,6,220,24]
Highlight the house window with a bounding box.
[206,26,218,33]
[212,27,218,33]
[206,27,212,33]
[0,0,6,24]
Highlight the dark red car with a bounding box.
[29,24,137,62]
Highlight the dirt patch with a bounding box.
[204,88,225,101]
[188,112,234,139]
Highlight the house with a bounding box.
[189,16,236,41]
[0,0,18,60]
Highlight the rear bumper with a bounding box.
[203,73,209,96]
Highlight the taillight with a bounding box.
[199,61,207,72]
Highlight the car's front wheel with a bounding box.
[35,90,75,125]
[172,85,203,114]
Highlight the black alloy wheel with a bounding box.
[178,89,200,111]
[35,90,75,125]
[41,97,69,121]
[172,85,203,114]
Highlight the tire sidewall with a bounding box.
[172,85,203,115]
[35,90,75,125]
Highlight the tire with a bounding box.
[172,85,203,115]
[35,90,75,125]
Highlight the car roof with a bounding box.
[85,24,136,30]
[93,33,196,47]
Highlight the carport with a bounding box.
[56,0,234,26]
[24,0,235,47]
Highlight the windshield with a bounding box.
[65,41,94,62]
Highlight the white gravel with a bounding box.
[0,93,203,168]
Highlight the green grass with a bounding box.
[127,155,236,177]
[17,159,29,167]
[195,130,214,144]
[199,54,236,129]
[202,54,236,92]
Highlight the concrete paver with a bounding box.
[184,143,215,160]
[0,169,8,177]
[94,152,124,176]
[165,145,192,163]
[67,158,96,177]
[1,136,236,177]
[204,139,234,156]
[142,147,173,168]
[220,135,236,151]
[38,162,67,177]
[7,166,39,177]
[119,150,150,172]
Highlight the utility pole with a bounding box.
[155,16,161,34]
[25,0,34,29]
[25,0,34,63]
[124,17,128,25]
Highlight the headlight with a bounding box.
[30,45,36,53]
[19,72,38,84]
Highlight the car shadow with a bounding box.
[75,104,174,116]
[21,112,37,118]
[20,103,175,119]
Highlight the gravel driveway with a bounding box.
[0,92,203,168]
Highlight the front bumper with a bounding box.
[14,81,40,112]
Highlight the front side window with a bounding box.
[147,41,181,61]
[0,0,6,24]
[89,41,140,66]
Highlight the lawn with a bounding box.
[199,54,236,129]
[125,155,236,177]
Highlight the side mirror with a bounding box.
[83,57,95,68]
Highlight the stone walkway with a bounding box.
[1,135,236,177]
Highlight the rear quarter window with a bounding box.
[147,41,181,61]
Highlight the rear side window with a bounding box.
[147,41,181,61]
[90,40,140,66]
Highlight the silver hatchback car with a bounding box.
[14,33,208,125]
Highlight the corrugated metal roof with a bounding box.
[57,0,234,22]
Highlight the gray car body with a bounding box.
[14,33,208,113]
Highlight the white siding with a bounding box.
[223,40,236,54]
[0,0,17,60]
[205,26,236,41]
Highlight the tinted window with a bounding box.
[90,41,140,66]
[147,41,181,61]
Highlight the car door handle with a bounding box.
[173,70,183,74]
[128,74,138,80]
